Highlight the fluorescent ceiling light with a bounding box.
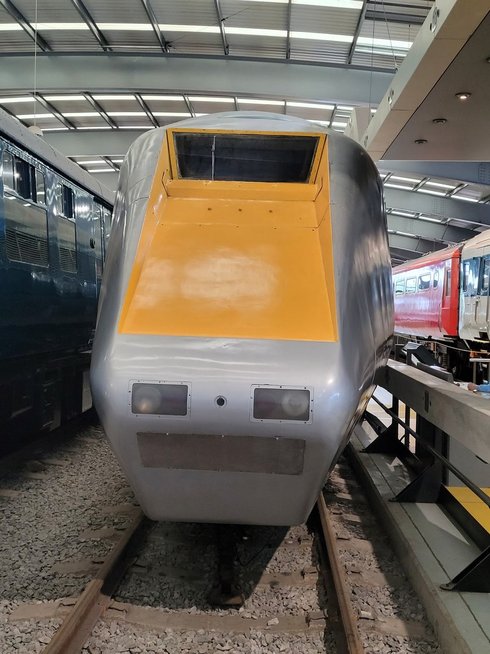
[111,159,124,163]
[44,95,84,101]
[307,120,329,126]
[390,210,416,218]
[227,27,286,37]
[384,183,414,191]
[106,111,146,117]
[194,114,209,117]
[331,121,347,128]
[390,175,421,184]
[16,113,55,119]
[87,168,117,173]
[357,36,412,50]
[287,101,334,110]
[417,189,446,197]
[337,105,354,111]
[141,95,184,101]
[118,125,154,129]
[93,94,136,101]
[33,22,88,30]
[241,0,362,7]
[454,195,478,203]
[0,96,33,103]
[188,96,234,103]
[238,98,284,106]
[42,127,69,132]
[77,126,114,130]
[74,160,104,165]
[152,112,191,117]
[0,24,22,31]
[63,112,100,117]
[291,31,352,42]
[396,231,416,238]
[424,181,456,190]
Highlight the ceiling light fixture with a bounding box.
[414,139,427,144]
[432,117,447,124]
[455,92,471,101]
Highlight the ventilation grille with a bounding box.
[59,246,77,273]
[6,227,49,267]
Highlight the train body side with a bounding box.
[91,112,393,526]
[393,246,461,340]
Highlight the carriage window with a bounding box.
[462,258,480,297]
[395,278,405,295]
[173,132,319,183]
[433,270,439,288]
[480,257,490,294]
[445,268,451,296]
[2,150,14,193]
[418,273,431,291]
[14,156,36,200]
[35,170,46,205]
[55,183,75,218]
[405,277,416,293]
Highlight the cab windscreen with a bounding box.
[174,132,319,183]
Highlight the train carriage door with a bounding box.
[476,255,490,339]
[461,257,481,338]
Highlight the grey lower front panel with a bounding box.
[137,432,305,475]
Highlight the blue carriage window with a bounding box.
[405,277,416,293]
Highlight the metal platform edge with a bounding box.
[346,425,490,654]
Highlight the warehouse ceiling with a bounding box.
[0,0,488,264]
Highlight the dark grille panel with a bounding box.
[6,226,49,266]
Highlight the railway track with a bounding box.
[2,429,440,654]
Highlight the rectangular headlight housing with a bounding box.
[253,387,311,422]
[131,383,188,416]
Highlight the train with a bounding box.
[0,108,113,451]
[392,230,490,378]
[91,111,393,526]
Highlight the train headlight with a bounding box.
[131,383,188,416]
[253,387,311,422]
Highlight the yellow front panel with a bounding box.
[118,129,337,342]
[119,220,336,341]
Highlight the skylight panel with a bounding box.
[62,112,101,118]
[152,112,192,117]
[16,113,56,120]
[141,95,184,101]
[357,36,412,50]
[106,111,146,117]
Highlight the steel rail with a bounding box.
[317,493,365,654]
[43,509,145,654]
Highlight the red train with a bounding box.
[392,231,490,377]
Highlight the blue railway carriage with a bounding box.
[0,109,113,450]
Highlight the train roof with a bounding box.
[461,229,490,253]
[392,243,462,274]
[0,108,114,206]
[163,111,330,134]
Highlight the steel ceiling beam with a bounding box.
[384,188,490,227]
[380,161,490,187]
[140,0,169,54]
[389,246,422,261]
[365,9,426,25]
[214,0,229,56]
[286,0,292,60]
[35,94,76,130]
[387,214,475,245]
[0,0,51,51]
[83,93,118,128]
[71,0,111,52]
[135,93,160,128]
[348,0,367,65]
[0,54,392,105]
[389,232,446,255]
